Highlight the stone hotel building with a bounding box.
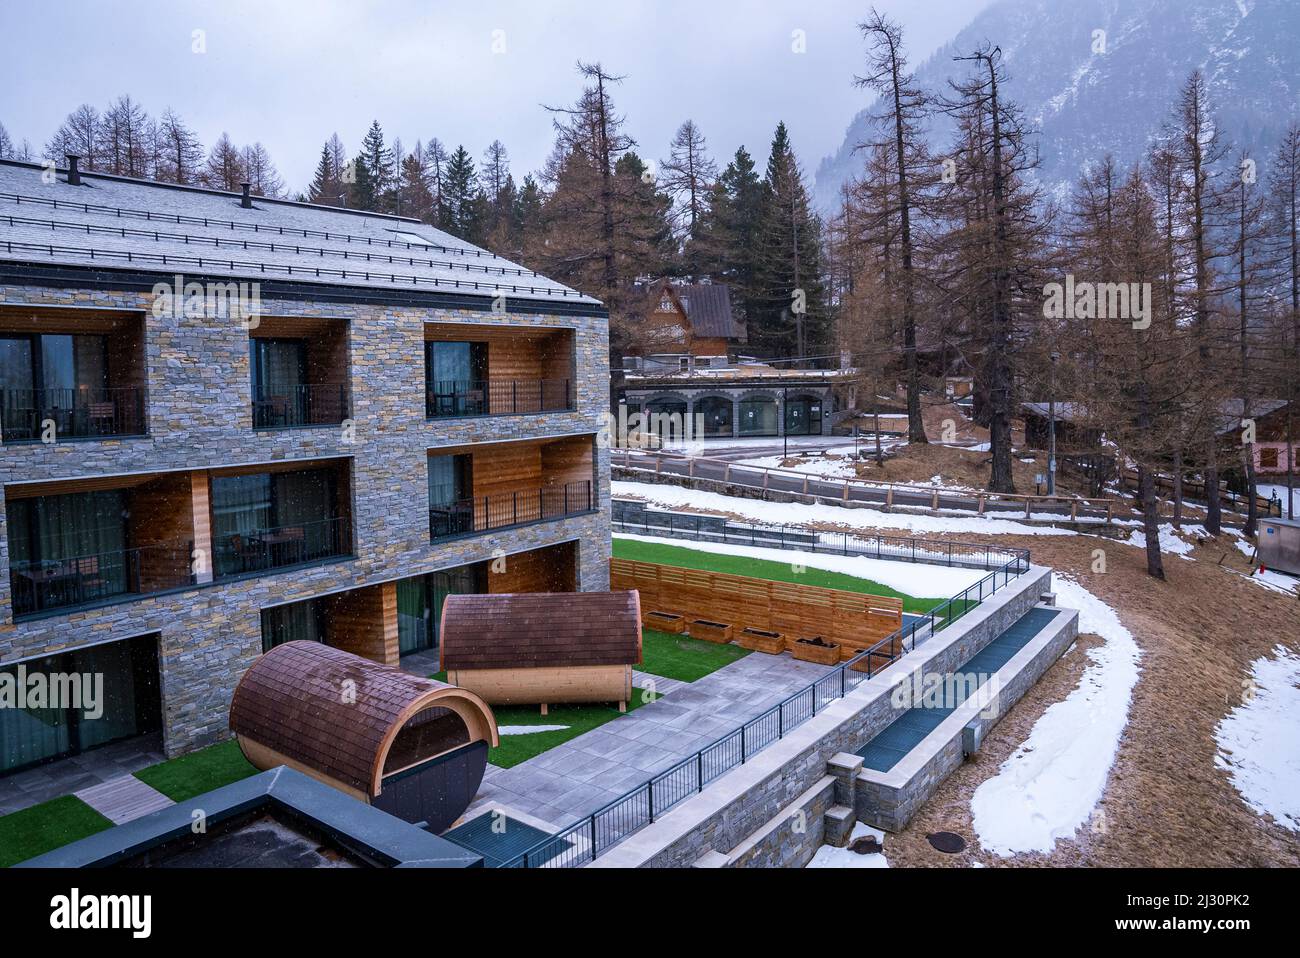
[0,158,610,778]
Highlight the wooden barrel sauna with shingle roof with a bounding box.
[230,641,499,832]
[439,591,643,713]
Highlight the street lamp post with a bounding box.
[1048,350,1059,496]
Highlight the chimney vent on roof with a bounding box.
[240,182,252,209]
[65,155,81,186]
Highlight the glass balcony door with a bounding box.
[210,468,343,578]
[251,337,309,428]
[427,453,473,538]
[0,634,161,775]
[7,490,132,614]
[0,333,110,441]
[426,341,487,417]
[397,563,487,656]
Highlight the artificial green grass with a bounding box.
[639,628,750,683]
[133,740,258,803]
[613,537,944,614]
[487,689,657,769]
[0,795,112,868]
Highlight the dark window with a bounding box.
[738,399,778,437]
[397,563,487,656]
[210,467,346,578]
[7,490,132,615]
[0,333,127,441]
[697,397,733,437]
[261,599,327,652]
[1260,447,1279,469]
[0,634,161,775]
[426,341,488,417]
[427,454,474,539]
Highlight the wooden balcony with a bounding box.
[0,306,147,444]
[249,316,350,430]
[427,435,596,542]
[5,471,197,618]
[424,322,574,419]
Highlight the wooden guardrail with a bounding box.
[611,558,904,662]
[616,450,1123,522]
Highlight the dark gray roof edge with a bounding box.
[14,765,482,868]
[0,260,610,319]
[0,158,424,226]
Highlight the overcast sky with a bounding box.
[0,0,994,195]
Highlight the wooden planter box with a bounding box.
[791,637,841,666]
[738,627,785,655]
[646,611,686,634]
[690,620,733,644]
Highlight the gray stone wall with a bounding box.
[0,282,612,756]
[591,567,1052,868]
[855,605,1079,831]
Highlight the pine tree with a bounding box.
[345,152,376,210]
[750,122,829,357]
[154,109,204,185]
[203,133,245,192]
[360,121,394,212]
[242,142,284,197]
[101,95,153,177]
[308,141,345,206]
[660,120,719,270]
[44,105,100,169]
[855,9,936,444]
[1267,123,1300,517]
[442,145,480,238]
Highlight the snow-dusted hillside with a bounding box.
[814,0,1300,211]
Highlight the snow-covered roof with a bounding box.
[0,160,600,309]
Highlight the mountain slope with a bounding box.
[814,0,1300,211]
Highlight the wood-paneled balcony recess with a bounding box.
[427,436,596,542]
[0,307,147,443]
[5,472,197,619]
[249,317,350,430]
[206,459,353,580]
[424,323,574,419]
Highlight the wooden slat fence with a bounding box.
[612,558,903,662]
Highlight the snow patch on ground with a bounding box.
[613,481,1080,538]
[1214,646,1300,832]
[497,725,570,736]
[1258,483,1300,517]
[1119,525,1197,559]
[615,533,988,597]
[805,823,890,868]
[969,574,1142,856]
[1249,569,1299,596]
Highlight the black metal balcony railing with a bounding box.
[252,383,350,430]
[10,543,194,618]
[426,379,572,419]
[0,387,147,442]
[213,516,351,579]
[429,480,593,540]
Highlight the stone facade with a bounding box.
[0,282,611,757]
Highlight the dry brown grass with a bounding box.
[873,531,1300,868]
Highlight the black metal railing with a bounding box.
[10,542,194,617]
[426,379,572,419]
[429,480,593,540]
[498,548,1032,868]
[0,387,147,442]
[212,516,351,579]
[252,383,350,430]
[611,502,1030,572]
